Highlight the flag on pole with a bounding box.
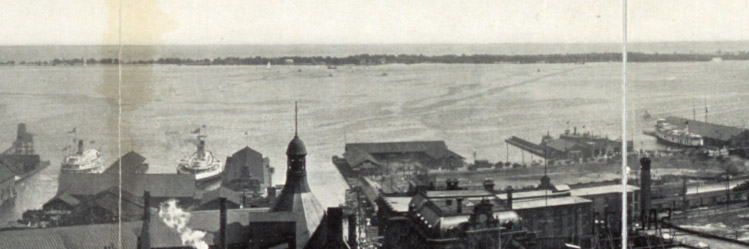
[191,128,201,134]
[62,145,70,151]
[68,127,76,133]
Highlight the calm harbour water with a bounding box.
[0,44,748,227]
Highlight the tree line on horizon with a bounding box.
[3,51,749,66]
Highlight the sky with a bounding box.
[0,0,747,45]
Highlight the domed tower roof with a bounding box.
[270,102,324,249]
[286,135,307,156]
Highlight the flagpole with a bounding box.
[245,131,250,147]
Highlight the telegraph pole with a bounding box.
[727,174,731,211]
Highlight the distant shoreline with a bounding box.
[0,52,745,66]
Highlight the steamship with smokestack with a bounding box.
[60,128,104,174]
[650,118,704,148]
[176,126,224,182]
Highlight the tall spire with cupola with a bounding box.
[270,102,324,247]
[281,101,310,186]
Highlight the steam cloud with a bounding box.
[158,199,209,249]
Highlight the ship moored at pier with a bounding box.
[60,139,104,174]
[0,123,51,180]
[649,118,704,148]
[176,128,223,182]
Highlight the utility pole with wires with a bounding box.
[505,142,509,163]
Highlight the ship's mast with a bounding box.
[704,94,709,123]
[197,125,206,158]
[692,99,696,120]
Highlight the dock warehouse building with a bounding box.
[377,189,525,249]
[343,141,465,175]
[222,146,272,195]
[569,183,639,221]
[377,178,601,249]
[0,130,354,249]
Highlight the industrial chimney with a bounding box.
[327,207,346,244]
[681,176,688,211]
[139,191,151,249]
[640,157,652,227]
[219,197,227,249]
[197,137,206,158]
[347,214,358,249]
[456,198,463,214]
[17,123,26,140]
[506,186,513,210]
[77,139,84,155]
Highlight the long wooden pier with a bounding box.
[505,136,548,158]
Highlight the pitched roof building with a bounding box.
[222,146,272,193]
[57,171,196,205]
[197,186,243,210]
[64,186,144,225]
[377,188,524,249]
[0,104,333,249]
[103,151,148,175]
[0,222,141,249]
[343,141,465,173]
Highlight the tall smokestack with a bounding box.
[219,197,227,249]
[681,176,688,211]
[77,139,84,155]
[139,191,151,249]
[640,157,652,227]
[327,208,344,243]
[456,198,463,214]
[197,138,206,158]
[17,123,26,140]
[347,214,358,249]
[506,186,513,210]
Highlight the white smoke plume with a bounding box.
[158,199,209,249]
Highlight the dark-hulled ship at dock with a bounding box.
[176,127,224,182]
[0,124,51,181]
